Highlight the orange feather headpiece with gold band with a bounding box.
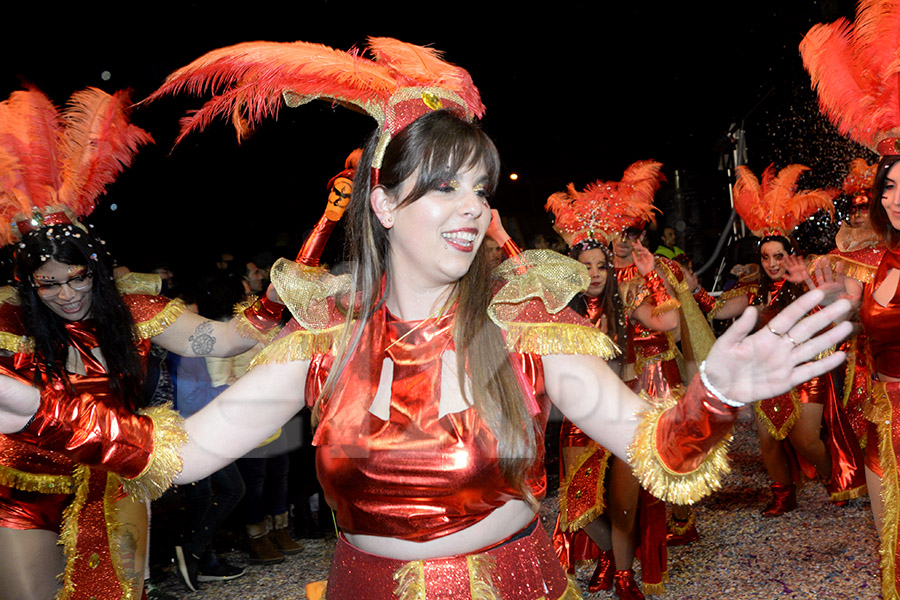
[732,164,836,238]
[0,87,153,246]
[799,0,900,156]
[145,37,485,186]
[842,157,877,206]
[545,160,664,248]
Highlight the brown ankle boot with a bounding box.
[762,482,797,517]
[246,519,285,565]
[269,512,303,555]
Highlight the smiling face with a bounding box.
[32,259,94,321]
[881,161,900,231]
[380,162,492,289]
[578,247,609,298]
[760,240,789,281]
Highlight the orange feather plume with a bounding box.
[842,157,877,197]
[733,164,836,237]
[800,0,900,152]
[0,87,153,246]
[144,37,485,173]
[546,160,664,248]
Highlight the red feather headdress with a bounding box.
[842,157,877,205]
[732,164,836,238]
[0,87,153,246]
[145,37,485,184]
[799,0,900,155]
[545,160,665,247]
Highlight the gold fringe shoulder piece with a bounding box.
[650,296,681,317]
[119,404,187,502]
[115,272,162,295]
[0,464,74,494]
[249,326,344,369]
[488,250,589,324]
[270,258,351,332]
[503,321,619,359]
[0,330,33,353]
[133,297,187,340]
[822,252,879,284]
[231,299,283,343]
[628,393,732,505]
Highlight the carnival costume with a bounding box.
[800,4,900,594]
[147,36,741,600]
[544,164,717,596]
[730,163,865,507]
[0,88,187,600]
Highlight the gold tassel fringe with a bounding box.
[0,464,74,494]
[120,404,187,502]
[393,559,426,600]
[558,446,610,532]
[872,383,900,600]
[134,298,186,340]
[503,322,619,359]
[249,326,343,369]
[628,396,733,505]
[0,330,32,353]
[650,296,681,317]
[467,554,501,600]
[231,299,283,343]
[57,465,90,600]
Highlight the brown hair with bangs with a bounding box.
[871,154,900,249]
[316,110,542,505]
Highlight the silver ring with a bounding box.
[784,332,801,347]
[766,323,785,337]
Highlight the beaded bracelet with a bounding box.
[698,360,746,408]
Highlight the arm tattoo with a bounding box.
[189,321,217,356]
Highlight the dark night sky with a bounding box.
[1,0,869,283]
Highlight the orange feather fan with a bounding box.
[0,87,153,246]
[145,37,485,175]
[546,160,665,248]
[732,164,836,238]
[799,0,900,153]
[842,157,877,201]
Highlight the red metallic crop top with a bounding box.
[861,248,900,379]
[307,305,550,542]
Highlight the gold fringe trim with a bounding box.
[668,510,695,535]
[248,326,344,369]
[0,464,74,494]
[115,272,162,296]
[634,341,679,377]
[57,465,90,600]
[134,298,186,340]
[628,394,733,505]
[650,296,681,317]
[120,404,186,502]
[559,575,585,599]
[231,299,283,344]
[643,576,668,596]
[873,382,900,600]
[104,473,136,600]
[467,554,501,600]
[558,445,610,532]
[830,483,868,502]
[0,330,33,353]
[393,559,426,600]
[503,322,619,359]
[842,337,859,408]
[754,389,801,441]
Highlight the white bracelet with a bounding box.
[698,360,746,408]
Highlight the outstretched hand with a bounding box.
[701,288,852,405]
[632,240,656,276]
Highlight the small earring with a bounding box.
[385,215,393,225]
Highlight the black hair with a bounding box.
[755,235,802,311]
[14,224,145,411]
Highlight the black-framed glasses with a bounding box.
[32,272,93,298]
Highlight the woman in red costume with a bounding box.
[543,169,685,598]
[0,88,279,600]
[693,163,865,515]
[0,38,853,600]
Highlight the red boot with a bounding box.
[667,512,700,546]
[762,482,797,517]
[613,569,645,600]
[588,549,614,592]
